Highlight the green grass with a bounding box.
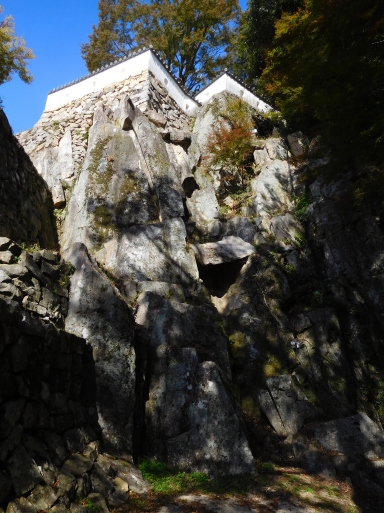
[138,458,255,497]
[132,459,360,513]
[139,458,209,496]
[258,461,276,474]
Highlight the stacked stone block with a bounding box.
[0,238,70,328]
[0,296,99,507]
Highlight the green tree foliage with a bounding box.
[81,0,240,92]
[0,6,34,86]
[262,0,384,164]
[235,0,303,86]
[81,0,138,73]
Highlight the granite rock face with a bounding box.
[103,218,198,285]
[250,160,293,221]
[193,237,256,266]
[188,96,221,171]
[259,375,315,437]
[64,243,135,454]
[224,217,258,244]
[135,292,254,476]
[61,120,158,253]
[131,107,185,220]
[186,188,221,237]
[265,138,288,161]
[287,132,308,158]
[62,108,197,285]
[6,72,384,507]
[311,413,384,460]
[30,130,74,208]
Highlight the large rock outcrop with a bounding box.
[62,107,198,287]
[7,74,384,509]
[135,292,254,477]
[64,243,136,454]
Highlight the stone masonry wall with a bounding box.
[0,110,57,249]
[16,72,191,169]
[0,296,99,504]
[16,72,192,208]
[0,238,71,328]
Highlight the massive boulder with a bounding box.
[193,237,256,266]
[62,120,159,253]
[259,375,315,437]
[64,243,136,454]
[62,107,197,286]
[135,292,254,476]
[250,160,293,223]
[30,130,75,208]
[310,413,384,460]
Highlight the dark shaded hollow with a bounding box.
[198,258,248,298]
[183,176,199,198]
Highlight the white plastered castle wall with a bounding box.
[195,74,271,114]
[45,49,200,116]
[44,49,272,117]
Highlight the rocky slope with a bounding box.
[1,78,384,512]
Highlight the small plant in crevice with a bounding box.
[295,192,312,222]
[20,242,41,254]
[258,461,276,474]
[206,96,257,187]
[59,262,75,289]
[219,204,230,217]
[294,232,307,249]
[265,233,276,245]
[53,208,65,224]
[283,262,296,274]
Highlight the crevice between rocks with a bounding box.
[197,258,248,298]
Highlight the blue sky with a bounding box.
[0,0,248,133]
